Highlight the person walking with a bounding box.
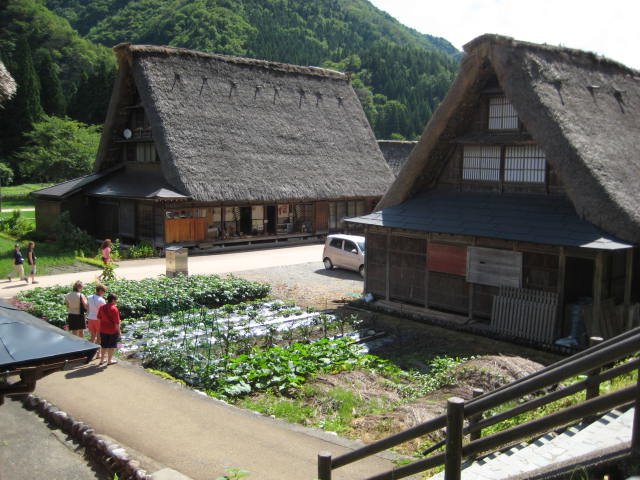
[98,293,121,366]
[26,241,37,283]
[64,280,88,338]
[101,239,112,266]
[87,284,107,357]
[7,243,27,282]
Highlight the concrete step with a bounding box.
[429,408,634,480]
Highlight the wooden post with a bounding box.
[586,337,603,401]
[556,248,566,338]
[318,451,332,480]
[632,369,640,457]
[445,397,465,480]
[592,252,604,336]
[469,388,484,442]
[425,235,430,308]
[624,249,634,329]
[385,230,391,301]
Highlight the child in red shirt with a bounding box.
[98,293,121,365]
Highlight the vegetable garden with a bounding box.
[17,274,391,399]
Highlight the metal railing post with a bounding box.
[318,451,332,480]
[632,368,640,457]
[445,397,465,480]
[469,388,484,442]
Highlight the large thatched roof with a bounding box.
[96,44,393,203]
[379,34,640,243]
[0,61,16,106]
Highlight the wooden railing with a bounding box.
[317,328,640,480]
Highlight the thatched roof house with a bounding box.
[0,61,16,106]
[380,34,640,243]
[35,44,394,247]
[350,35,640,347]
[377,140,417,176]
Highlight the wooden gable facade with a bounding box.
[351,35,640,347]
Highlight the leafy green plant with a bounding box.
[53,211,96,254]
[17,275,271,328]
[126,241,155,259]
[215,468,250,480]
[100,262,116,283]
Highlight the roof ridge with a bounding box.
[463,34,639,75]
[113,43,348,81]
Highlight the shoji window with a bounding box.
[488,96,519,130]
[505,145,546,183]
[462,145,501,181]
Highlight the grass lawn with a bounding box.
[0,233,81,278]
[0,183,52,200]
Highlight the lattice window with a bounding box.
[488,96,519,130]
[135,143,157,163]
[462,146,501,181]
[505,145,546,183]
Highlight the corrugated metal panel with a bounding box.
[427,243,467,276]
[467,246,522,288]
[491,286,558,344]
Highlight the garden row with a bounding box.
[16,274,271,328]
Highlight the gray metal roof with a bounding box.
[86,169,188,200]
[31,171,111,199]
[348,192,633,250]
[0,302,98,370]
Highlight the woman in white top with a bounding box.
[64,280,88,338]
[87,284,107,350]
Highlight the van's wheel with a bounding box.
[359,265,365,278]
[323,258,334,270]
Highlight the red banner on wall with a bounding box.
[427,243,468,276]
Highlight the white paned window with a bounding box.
[488,96,519,130]
[505,145,546,183]
[462,146,501,181]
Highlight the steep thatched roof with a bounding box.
[379,34,640,243]
[377,140,417,176]
[96,44,393,203]
[0,61,16,106]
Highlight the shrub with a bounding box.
[53,211,96,254]
[0,210,32,238]
[126,241,155,259]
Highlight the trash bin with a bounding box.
[165,246,188,277]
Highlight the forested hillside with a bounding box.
[0,0,458,184]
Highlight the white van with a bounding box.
[322,234,365,278]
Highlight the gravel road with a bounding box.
[236,261,365,310]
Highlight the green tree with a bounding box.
[13,115,100,182]
[0,163,15,186]
[0,37,43,158]
[38,52,66,116]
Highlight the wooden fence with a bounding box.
[491,286,558,344]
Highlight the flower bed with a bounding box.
[16,275,271,328]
